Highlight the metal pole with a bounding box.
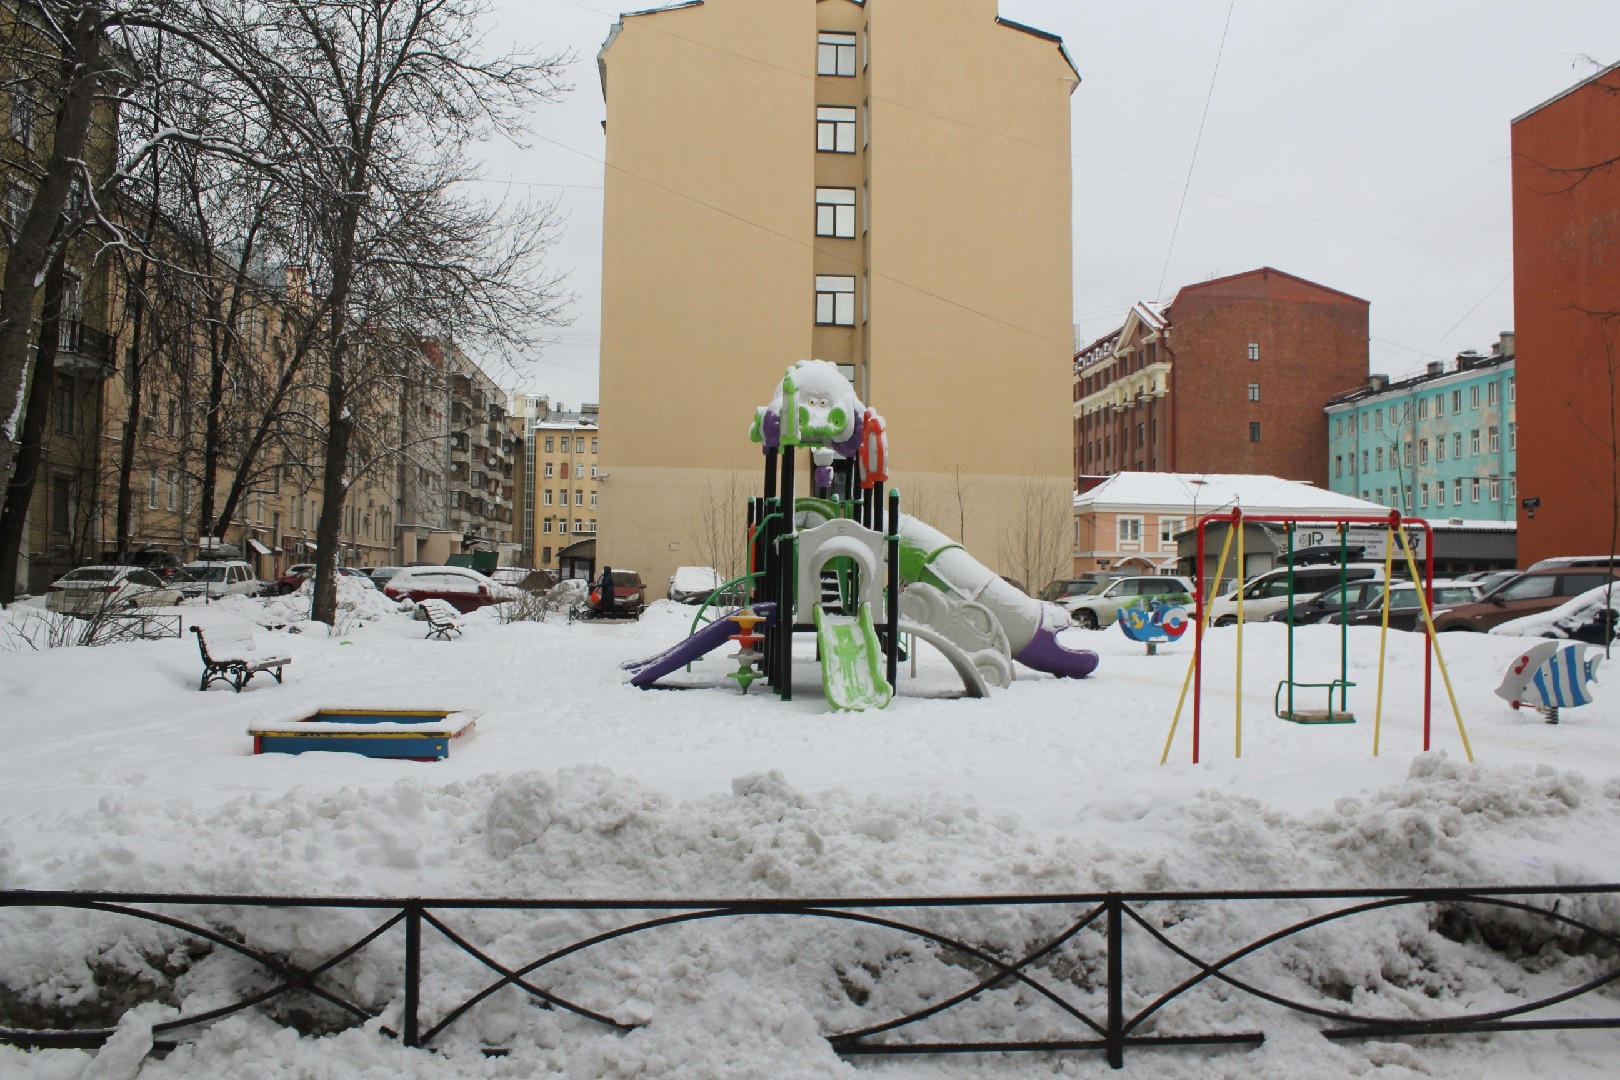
[886,488,900,688]
[1106,894,1124,1069]
[780,445,796,700]
[403,902,421,1048]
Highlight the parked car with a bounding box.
[1038,577,1109,603]
[46,565,184,616]
[177,560,265,599]
[367,566,404,590]
[383,565,512,613]
[1266,577,1391,626]
[271,564,316,595]
[1203,564,1388,627]
[668,565,723,604]
[1430,567,1620,632]
[492,567,558,593]
[1525,555,1620,572]
[1062,575,1195,630]
[336,566,377,588]
[1453,568,1520,595]
[1324,581,1484,632]
[589,569,647,617]
[1490,582,1620,644]
[95,547,184,581]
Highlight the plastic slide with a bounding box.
[895,514,1100,679]
[623,603,777,688]
[814,603,893,711]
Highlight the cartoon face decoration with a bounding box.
[752,359,864,450]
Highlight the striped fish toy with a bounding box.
[1495,641,1602,722]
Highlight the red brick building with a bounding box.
[1510,61,1620,567]
[1074,267,1370,488]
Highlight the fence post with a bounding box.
[1106,893,1124,1069]
[403,902,422,1048]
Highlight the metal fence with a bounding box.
[2,885,1618,1068]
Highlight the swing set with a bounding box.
[1160,508,1473,765]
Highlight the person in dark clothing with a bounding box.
[594,565,614,615]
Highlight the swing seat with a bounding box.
[1275,679,1357,724]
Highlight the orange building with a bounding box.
[1510,61,1620,567]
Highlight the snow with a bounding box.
[1075,472,1389,515]
[1492,582,1619,640]
[2,594,1620,1078]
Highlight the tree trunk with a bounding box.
[311,374,351,625]
[0,251,66,603]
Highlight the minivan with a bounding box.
[1203,564,1390,626]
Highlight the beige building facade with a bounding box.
[596,0,1078,589]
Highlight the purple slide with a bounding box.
[623,603,777,688]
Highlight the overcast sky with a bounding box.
[472,0,1618,407]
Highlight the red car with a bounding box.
[383,566,511,613]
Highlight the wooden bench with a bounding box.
[191,625,291,693]
[418,599,466,640]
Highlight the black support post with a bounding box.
[404,902,422,1048]
[886,489,900,688]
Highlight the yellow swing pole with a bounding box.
[1395,527,1474,762]
[1162,524,1238,765]
[1372,529,1396,756]
[1235,519,1245,758]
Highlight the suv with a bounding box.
[96,547,184,581]
[595,569,647,617]
[1063,575,1195,630]
[1039,577,1111,603]
[1431,567,1620,632]
[178,560,264,599]
[1204,564,1386,626]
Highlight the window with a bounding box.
[816,106,857,153]
[1403,442,1412,467]
[1437,482,1446,506]
[1509,376,1516,403]
[1509,422,1516,450]
[1507,473,1516,499]
[1375,447,1383,471]
[817,31,857,76]
[574,463,584,479]
[1247,383,1260,402]
[1419,440,1428,464]
[1334,455,1343,478]
[815,275,856,325]
[51,475,71,534]
[1452,389,1462,413]
[1360,413,1369,433]
[148,470,161,509]
[1335,416,1343,437]
[1489,426,1499,452]
[1490,478,1501,500]
[1453,432,1462,458]
[1420,482,1429,508]
[591,437,598,454]
[543,518,552,534]
[1118,517,1142,543]
[1470,429,1481,455]
[1434,393,1444,417]
[543,463,553,478]
[543,489,552,506]
[590,491,597,508]
[1247,342,1260,361]
[1471,478,1481,502]
[1470,385,1480,408]
[1389,405,1399,425]
[815,187,856,237]
[1375,410,1383,430]
[544,436,553,452]
[1249,422,1261,442]
[53,374,73,434]
[1403,485,1413,510]
[1436,437,1446,462]
[1488,381,1499,406]
[1361,450,1369,472]
[10,83,37,148]
[1417,397,1428,419]
[1159,518,1184,544]
[3,180,31,231]
[574,490,584,506]
[575,437,584,453]
[1454,478,1463,504]
[166,469,177,511]
[1376,487,1384,502]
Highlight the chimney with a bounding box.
[1492,331,1515,359]
[1368,374,1389,392]
[1426,361,1443,377]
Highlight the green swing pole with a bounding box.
[1338,523,1351,715]
[1285,523,1296,719]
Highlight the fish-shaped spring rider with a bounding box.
[1494,640,1602,723]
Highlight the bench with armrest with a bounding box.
[418,598,466,640]
[190,624,291,692]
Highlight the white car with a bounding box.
[46,565,185,615]
[668,565,724,604]
[178,560,265,598]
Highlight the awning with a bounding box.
[247,538,272,556]
[303,541,317,551]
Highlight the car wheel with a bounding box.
[1213,616,1236,627]
[1073,609,1098,630]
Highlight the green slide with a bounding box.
[814,603,893,711]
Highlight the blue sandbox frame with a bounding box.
[249,709,479,761]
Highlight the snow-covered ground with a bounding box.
[2,587,1618,1079]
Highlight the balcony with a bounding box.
[57,320,116,379]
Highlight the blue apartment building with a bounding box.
[1325,334,1516,522]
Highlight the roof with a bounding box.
[1170,266,1370,309]
[599,1,705,100]
[1512,58,1620,125]
[994,16,1080,85]
[1073,473,1388,518]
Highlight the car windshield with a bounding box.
[1496,575,1558,601]
[62,568,119,583]
[188,567,228,582]
[610,572,640,587]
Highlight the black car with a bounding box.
[97,547,184,580]
[1267,578,1390,626]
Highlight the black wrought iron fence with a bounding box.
[2,885,1618,1069]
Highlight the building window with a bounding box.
[1361,450,1369,473]
[1376,487,1384,502]
[591,437,598,454]
[1335,416,1342,437]
[51,474,71,534]
[1249,422,1261,442]
[1434,393,1444,417]
[1360,413,1369,433]
[1470,385,1480,408]
[1453,433,1462,458]
[1403,485,1413,510]
[1471,478,1481,502]
[1436,437,1446,462]
[166,470,177,511]
[815,275,856,325]
[10,84,38,148]
[543,489,552,505]
[817,31,857,76]
[1436,482,1446,507]
[1334,455,1343,478]
[1454,478,1463,504]
[544,436,553,452]
[590,491,597,508]
[1452,389,1462,413]
[1375,447,1383,471]
[53,374,73,434]
[816,106,857,153]
[1118,517,1142,543]
[1470,429,1481,455]
[1488,381,1500,406]
[574,490,584,506]
[1509,376,1515,402]
[1159,518,1184,545]
[543,463,554,478]
[1490,478,1501,500]
[1489,426,1499,452]
[575,437,585,453]
[1247,342,1260,361]
[543,518,552,534]
[1247,383,1260,402]
[574,463,584,479]
[148,470,160,509]
[1507,473,1516,499]
[1403,442,1412,467]
[1375,410,1383,430]
[815,187,856,238]
[1417,397,1428,419]
[1389,405,1399,425]
[1420,482,1429,508]
[1509,422,1516,450]
[1419,440,1428,464]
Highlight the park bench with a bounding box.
[418,598,466,641]
[190,624,291,693]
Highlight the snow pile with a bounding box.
[1492,583,1619,641]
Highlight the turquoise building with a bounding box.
[1325,333,1516,522]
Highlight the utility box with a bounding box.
[447,551,498,573]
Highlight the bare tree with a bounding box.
[997,472,1072,596]
[693,474,752,588]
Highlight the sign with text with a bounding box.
[1292,524,1427,562]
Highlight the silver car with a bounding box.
[1062,575,1195,630]
[46,565,184,616]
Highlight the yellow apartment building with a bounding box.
[596,0,1079,588]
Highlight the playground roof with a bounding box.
[1073,473,1387,517]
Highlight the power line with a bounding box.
[1157,0,1237,299]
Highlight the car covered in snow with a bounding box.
[382,565,513,613]
[46,565,185,615]
[667,565,724,604]
[1430,567,1620,633]
[1489,582,1620,645]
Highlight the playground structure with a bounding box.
[624,360,1099,707]
[1161,508,1473,764]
